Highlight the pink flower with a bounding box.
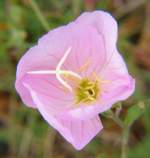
[15,11,135,150]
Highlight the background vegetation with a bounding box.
[0,0,150,158]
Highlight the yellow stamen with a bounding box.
[78,58,91,73]
[92,71,111,84]
[75,78,100,104]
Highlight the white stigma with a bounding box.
[27,47,82,92]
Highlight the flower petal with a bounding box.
[57,114,103,150]
[99,48,135,101]
[67,49,135,120]
[16,20,107,107]
[75,10,118,57]
[22,73,74,114]
[15,45,59,108]
[96,48,135,112]
[24,82,103,150]
[37,22,106,77]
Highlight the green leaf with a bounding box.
[124,102,145,127]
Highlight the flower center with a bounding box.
[75,78,99,104]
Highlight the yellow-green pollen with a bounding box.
[75,78,99,104]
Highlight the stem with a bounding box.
[102,110,130,158]
[110,110,130,158]
[121,127,129,158]
[110,114,124,128]
[106,110,124,128]
[29,0,50,31]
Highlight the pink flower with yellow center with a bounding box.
[15,10,135,150]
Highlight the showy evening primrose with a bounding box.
[15,10,135,150]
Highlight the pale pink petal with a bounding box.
[16,80,36,108]
[22,74,74,115]
[15,26,74,108]
[75,10,118,58]
[57,114,102,150]
[15,10,135,150]
[96,48,135,112]
[24,83,103,150]
[16,21,106,107]
[37,23,106,76]
[64,23,106,76]
[15,45,59,108]
[99,76,135,110]
[67,49,135,120]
